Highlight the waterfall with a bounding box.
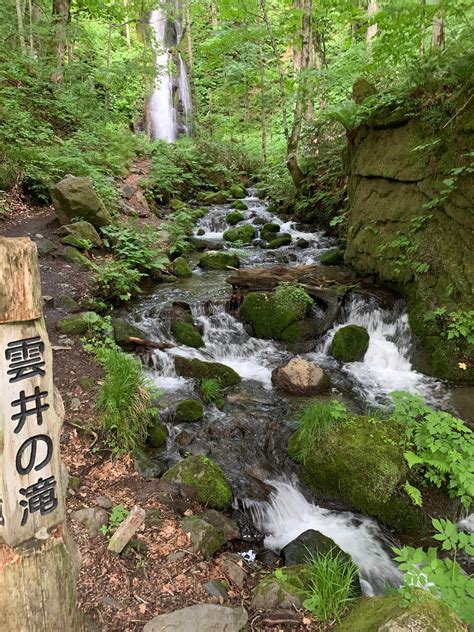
[149,2,192,142]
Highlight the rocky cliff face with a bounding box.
[345,101,474,381]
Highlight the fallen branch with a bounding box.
[128,336,174,350]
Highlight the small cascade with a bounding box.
[247,479,402,596]
[149,1,192,142]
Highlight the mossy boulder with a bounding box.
[180,516,226,559]
[53,294,80,313]
[261,223,280,240]
[229,184,246,199]
[171,256,192,278]
[199,191,230,205]
[148,421,168,448]
[174,356,241,387]
[223,225,256,245]
[112,319,147,348]
[251,564,311,610]
[267,233,292,249]
[162,455,233,509]
[282,529,349,567]
[226,211,245,226]
[61,235,92,250]
[50,176,112,228]
[175,399,204,423]
[60,221,102,247]
[320,248,345,266]
[336,592,466,632]
[330,325,370,362]
[239,291,310,340]
[230,200,248,211]
[62,246,93,270]
[57,312,96,335]
[198,251,240,270]
[172,322,204,348]
[289,415,434,533]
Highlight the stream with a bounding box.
[124,190,469,596]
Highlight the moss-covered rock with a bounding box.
[229,184,246,199]
[223,225,256,244]
[112,319,147,349]
[60,220,103,247]
[230,200,248,211]
[53,294,80,313]
[251,565,311,610]
[174,356,241,387]
[199,191,230,205]
[61,234,91,250]
[50,176,112,227]
[320,248,345,266]
[175,399,204,423]
[330,325,370,362]
[148,421,168,448]
[261,223,280,240]
[172,321,204,348]
[336,592,466,632]
[62,246,93,270]
[226,211,245,226]
[171,256,192,278]
[198,251,240,270]
[162,455,233,509]
[289,415,437,533]
[57,312,96,335]
[239,291,310,340]
[267,234,292,249]
[180,516,226,559]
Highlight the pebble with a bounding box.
[95,495,112,509]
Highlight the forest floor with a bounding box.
[0,177,322,631]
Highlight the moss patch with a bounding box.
[229,184,246,199]
[171,257,192,278]
[336,592,466,632]
[57,312,96,335]
[330,325,370,362]
[199,251,240,270]
[148,421,168,448]
[223,225,256,244]
[162,455,233,509]
[62,246,93,270]
[289,415,431,533]
[239,291,310,340]
[267,234,292,249]
[174,356,241,387]
[320,248,345,266]
[172,322,204,348]
[175,399,204,423]
[226,211,245,225]
[112,319,147,348]
[230,200,248,211]
[261,223,280,240]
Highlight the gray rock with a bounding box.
[70,397,81,411]
[295,238,310,249]
[59,221,103,247]
[204,579,228,600]
[143,604,248,632]
[54,294,80,313]
[50,176,112,228]
[181,517,226,560]
[201,510,239,541]
[121,184,136,199]
[282,529,344,566]
[95,495,112,509]
[36,238,56,256]
[71,507,108,537]
[221,557,245,588]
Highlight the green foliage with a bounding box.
[302,549,358,622]
[199,378,222,404]
[92,259,145,303]
[99,504,130,538]
[294,400,348,464]
[393,518,474,625]
[391,391,474,509]
[378,214,432,278]
[101,221,168,273]
[274,282,314,313]
[94,346,156,455]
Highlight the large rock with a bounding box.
[199,251,240,270]
[239,291,310,340]
[226,211,245,225]
[62,246,93,270]
[161,455,233,509]
[282,529,347,566]
[171,321,204,348]
[50,176,112,228]
[320,248,345,266]
[335,592,466,632]
[229,184,246,199]
[330,325,370,362]
[59,221,102,247]
[271,357,330,395]
[174,356,241,387]
[175,399,204,423]
[266,233,292,249]
[199,191,230,205]
[112,319,147,348]
[171,256,192,278]
[223,225,256,245]
[57,312,96,335]
[251,564,310,610]
[143,604,248,632]
[180,517,225,559]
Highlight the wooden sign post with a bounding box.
[0,237,84,631]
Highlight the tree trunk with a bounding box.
[15,0,26,54]
[259,48,267,164]
[185,0,193,71]
[367,0,377,44]
[124,0,131,47]
[51,0,70,83]
[211,1,218,28]
[286,0,312,189]
[431,0,445,50]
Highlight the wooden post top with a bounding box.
[0,237,43,323]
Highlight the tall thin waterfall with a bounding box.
[149,2,193,142]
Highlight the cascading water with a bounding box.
[149,1,192,142]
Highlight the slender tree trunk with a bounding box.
[367,0,377,44]
[259,0,289,142]
[419,0,426,54]
[15,0,26,54]
[27,0,35,57]
[259,48,267,164]
[185,0,193,71]
[52,0,70,83]
[431,0,445,49]
[105,23,113,109]
[124,0,131,47]
[286,0,312,189]
[210,1,218,28]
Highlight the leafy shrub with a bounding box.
[391,391,474,509]
[100,504,129,538]
[303,549,358,622]
[101,221,168,273]
[393,518,474,625]
[293,400,348,464]
[92,259,145,303]
[95,346,155,454]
